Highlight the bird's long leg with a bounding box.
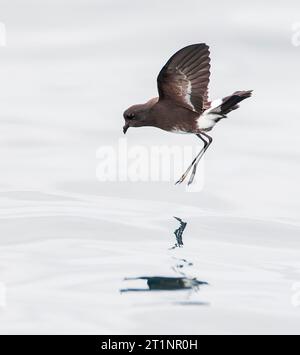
[175,134,208,185]
[188,132,213,185]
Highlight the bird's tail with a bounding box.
[208,90,253,119]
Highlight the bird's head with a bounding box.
[123,98,159,134]
[123,104,149,134]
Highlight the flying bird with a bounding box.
[123,43,252,185]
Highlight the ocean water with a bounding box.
[0,0,300,334]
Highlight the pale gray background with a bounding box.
[0,0,299,334]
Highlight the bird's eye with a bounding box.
[126,113,135,120]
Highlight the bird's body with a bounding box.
[143,99,199,133]
[123,43,252,184]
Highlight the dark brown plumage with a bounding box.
[157,43,211,113]
[123,43,252,185]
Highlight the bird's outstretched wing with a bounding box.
[157,44,211,114]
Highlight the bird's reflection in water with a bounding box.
[170,217,186,249]
[120,217,208,299]
[121,276,208,292]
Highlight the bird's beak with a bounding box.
[123,123,129,134]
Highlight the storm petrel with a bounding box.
[123,43,252,185]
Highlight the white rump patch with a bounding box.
[197,115,216,131]
[209,98,223,111]
[197,98,225,131]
